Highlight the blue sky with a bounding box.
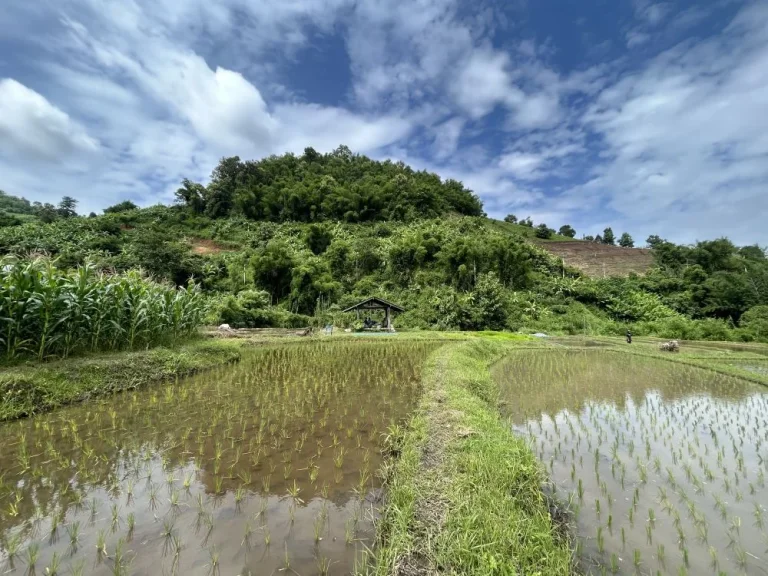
[1,0,767,244]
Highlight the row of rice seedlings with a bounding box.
[0,257,205,362]
[0,340,436,574]
[496,350,768,575]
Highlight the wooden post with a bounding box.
[386,306,391,331]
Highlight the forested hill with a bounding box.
[1,147,768,342]
[175,146,484,221]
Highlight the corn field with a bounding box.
[0,258,206,362]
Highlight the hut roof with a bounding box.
[342,297,405,313]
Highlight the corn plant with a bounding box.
[0,257,205,362]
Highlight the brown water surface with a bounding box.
[0,340,439,575]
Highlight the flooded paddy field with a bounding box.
[494,350,768,575]
[0,340,439,575]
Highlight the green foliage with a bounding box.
[0,258,205,363]
[0,340,241,420]
[504,214,518,224]
[103,200,139,214]
[175,147,483,223]
[3,148,768,344]
[535,223,553,239]
[0,211,23,228]
[371,341,572,575]
[619,232,634,247]
[602,227,616,245]
[0,190,35,215]
[57,196,78,219]
[740,305,768,340]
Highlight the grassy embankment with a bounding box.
[372,336,573,575]
[577,336,768,387]
[0,339,243,421]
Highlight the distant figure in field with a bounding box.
[626,330,632,344]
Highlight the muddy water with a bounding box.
[0,340,439,575]
[494,350,768,576]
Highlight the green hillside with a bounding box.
[1,148,767,342]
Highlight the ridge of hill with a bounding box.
[1,148,767,342]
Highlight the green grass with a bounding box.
[371,339,573,575]
[0,339,242,420]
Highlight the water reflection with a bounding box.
[0,340,439,575]
[494,350,768,576]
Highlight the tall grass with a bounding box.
[0,258,205,362]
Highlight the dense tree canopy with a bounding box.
[174,146,484,223]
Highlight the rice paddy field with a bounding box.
[494,349,768,575]
[0,340,440,575]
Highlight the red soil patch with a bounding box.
[538,241,654,277]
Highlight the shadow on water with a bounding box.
[493,350,768,576]
[0,340,440,575]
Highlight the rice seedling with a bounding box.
[25,540,40,570]
[0,340,436,576]
[44,551,61,576]
[495,349,768,576]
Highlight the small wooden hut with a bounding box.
[342,297,405,332]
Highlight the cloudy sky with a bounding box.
[1,0,767,244]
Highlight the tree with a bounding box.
[57,196,78,218]
[646,235,664,248]
[594,234,603,244]
[535,223,553,239]
[602,227,615,245]
[520,217,533,227]
[504,214,518,224]
[33,202,59,223]
[0,210,22,227]
[251,241,295,303]
[740,305,768,339]
[175,179,206,214]
[619,232,634,248]
[305,224,333,255]
[558,225,576,238]
[470,272,507,330]
[104,200,139,214]
[583,235,595,242]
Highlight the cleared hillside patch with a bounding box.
[538,241,654,277]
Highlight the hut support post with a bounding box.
[386,306,391,331]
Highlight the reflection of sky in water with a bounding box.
[495,351,768,576]
[0,341,437,575]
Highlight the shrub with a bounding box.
[535,224,553,239]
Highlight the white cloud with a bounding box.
[0,0,417,212]
[0,78,98,161]
[633,1,670,26]
[573,2,768,244]
[431,117,465,160]
[626,30,650,48]
[453,48,516,118]
[498,153,543,180]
